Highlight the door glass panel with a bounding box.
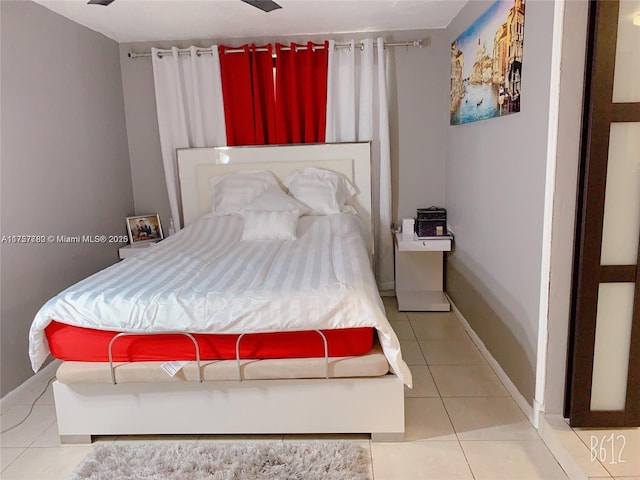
[612,0,640,102]
[590,282,635,411]
[600,122,640,265]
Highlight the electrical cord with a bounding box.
[0,376,56,434]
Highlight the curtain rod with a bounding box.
[128,39,423,59]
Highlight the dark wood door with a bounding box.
[566,0,640,427]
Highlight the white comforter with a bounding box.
[29,213,412,387]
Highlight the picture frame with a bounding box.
[126,214,163,245]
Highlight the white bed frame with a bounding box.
[53,142,404,444]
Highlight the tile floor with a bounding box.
[542,414,640,480]
[0,297,637,479]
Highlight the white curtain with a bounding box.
[325,38,394,291]
[151,46,226,230]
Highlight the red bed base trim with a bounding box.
[45,321,375,362]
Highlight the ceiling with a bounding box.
[33,0,468,43]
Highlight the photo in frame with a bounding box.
[126,214,163,244]
[450,0,526,125]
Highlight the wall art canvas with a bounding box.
[450,0,526,125]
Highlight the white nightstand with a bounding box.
[118,241,159,259]
[394,232,453,312]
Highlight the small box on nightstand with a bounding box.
[416,207,447,237]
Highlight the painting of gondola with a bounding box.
[450,0,525,126]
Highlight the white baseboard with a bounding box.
[447,295,535,426]
[0,360,60,413]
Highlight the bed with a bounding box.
[29,142,409,443]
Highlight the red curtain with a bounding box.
[219,41,328,146]
[275,41,328,144]
[218,44,276,146]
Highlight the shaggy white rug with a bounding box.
[70,441,370,480]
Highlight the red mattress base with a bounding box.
[45,321,375,362]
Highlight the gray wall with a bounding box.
[444,0,556,404]
[0,1,133,395]
[119,30,449,229]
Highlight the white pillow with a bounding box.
[210,171,279,215]
[283,168,357,215]
[240,210,299,241]
[242,185,310,215]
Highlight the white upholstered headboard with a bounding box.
[177,142,373,239]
